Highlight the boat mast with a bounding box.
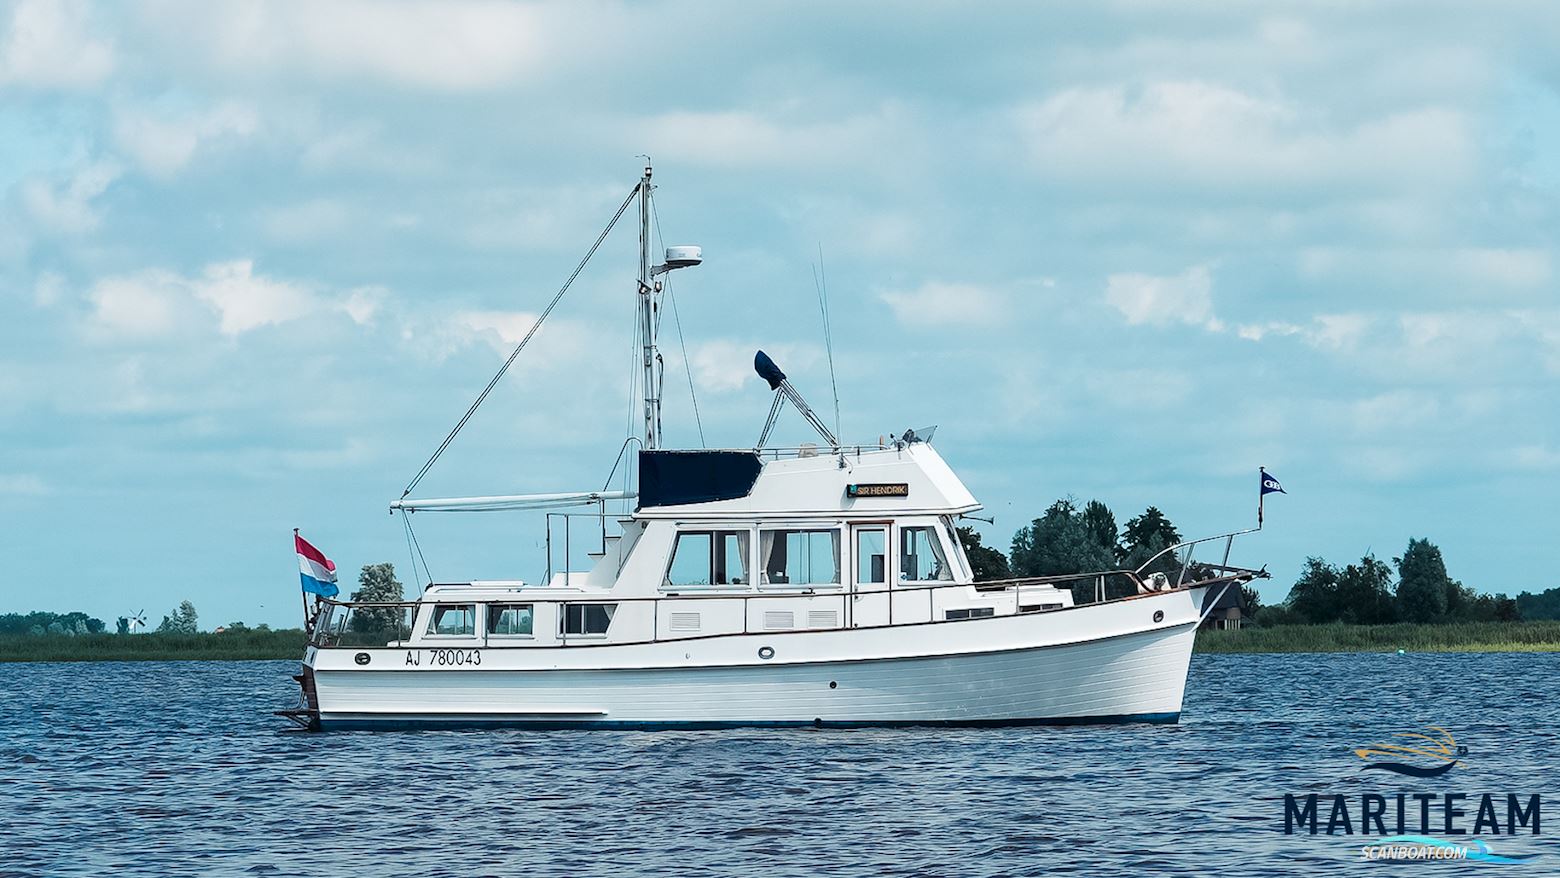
[637,160,660,450]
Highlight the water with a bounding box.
[2,653,1556,877]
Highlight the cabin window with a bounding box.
[856,528,887,584]
[561,603,616,636]
[760,529,840,586]
[486,604,533,636]
[426,604,476,636]
[900,526,953,582]
[666,530,750,587]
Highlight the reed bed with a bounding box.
[1196,621,1560,654]
[0,630,307,662]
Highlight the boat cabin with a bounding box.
[356,440,1075,649]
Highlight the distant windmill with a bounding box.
[126,610,148,634]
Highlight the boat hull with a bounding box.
[305,587,1208,730]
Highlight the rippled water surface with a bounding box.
[2,653,1557,876]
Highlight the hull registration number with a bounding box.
[405,648,482,667]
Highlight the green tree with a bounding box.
[1334,555,1397,624]
[1395,538,1450,623]
[1080,501,1118,560]
[116,617,130,635]
[1011,499,1117,577]
[1284,557,1341,623]
[156,600,199,634]
[1515,586,1560,620]
[956,526,1011,581]
[350,563,406,633]
[1118,506,1182,573]
[1011,498,1117,603]
[2,611,106,635]
[1240,584,1263,615]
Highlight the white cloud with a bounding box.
[113,101,260,178]
[1014,80,1473,192]
[0,0,114,88]
[141,0,549,90]
[86,261,323,339]
[686,340,819,395]
[1236,313,1371,349]
[193,260,315,334]
[259,198,352,244]
[341,287,386,325]
[1308,313,1371,350]
[1505,445,1560,471]
[1298,246,1553,293]
[640,104,910,170]
[19,161,121,234]
[454,310,542,356]
[87,270,193,338]
[33,271,66,307]
[879,281,1002,328]
[1104,265,1216,328]
[1348,390,1439,434]
[0,473,49,496]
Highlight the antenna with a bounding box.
[813,243,841,441]
[636,160,702,450]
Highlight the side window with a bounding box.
[426,604,476,636]
[561,603,616,636]
[760,529,840,586]
[856,528,886,584]
[487,604,533,636]
[666,531,750,587]
[900,526,953,582]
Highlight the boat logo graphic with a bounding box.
[1354,726,1467,778]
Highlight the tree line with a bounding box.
[958,497,1551,625]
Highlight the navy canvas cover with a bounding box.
[638,450,764,508]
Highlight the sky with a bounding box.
[2,0,1558,629]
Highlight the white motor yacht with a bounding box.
[282,164,1265,730]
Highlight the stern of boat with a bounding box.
[276,622,323,730]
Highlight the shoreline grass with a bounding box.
[1195,620,1560,653]
[0,630,307,662]
[4,621,1559,662]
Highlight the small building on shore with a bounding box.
[1202,587,1253,630]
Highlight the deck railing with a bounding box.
[304,562,1264,650]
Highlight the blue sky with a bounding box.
[3,1,1558,628]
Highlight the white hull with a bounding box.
[304,587,1207,729]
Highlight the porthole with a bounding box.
[829,681,838,689]
[354,652,371,665]
[758,646,775,660]
[1152,610,1164,623]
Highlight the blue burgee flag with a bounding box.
[1261,470,1286,495]
[1258,468,1285,527]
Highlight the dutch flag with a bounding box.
[296,531,339,598]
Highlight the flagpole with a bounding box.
[1257,467,1265,530]
[295,527,311,629]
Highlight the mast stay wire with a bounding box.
[400,182,642,500]
[401,513,433,588]
[814,243,842,441]
[650,191,706,448]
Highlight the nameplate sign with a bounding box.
[846,483,909,498]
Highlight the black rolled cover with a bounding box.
[754,349,786,391]
[638,450,764,509]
